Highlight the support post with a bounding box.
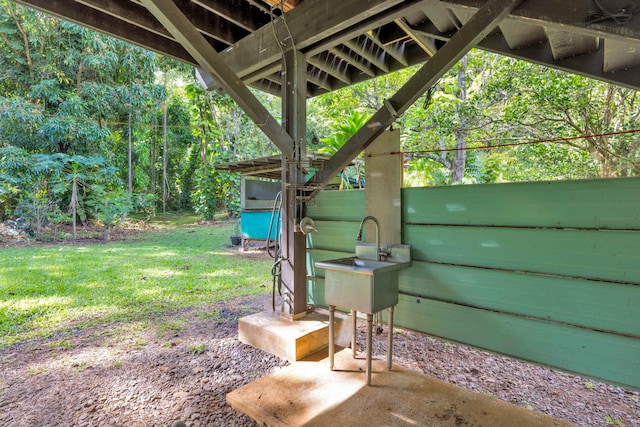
[279,49,308,317]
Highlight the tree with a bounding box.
[317,110,369,189]
[0,3,169,226]
[499,60,640,178]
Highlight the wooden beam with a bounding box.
[480,34,640,92]
[79,0,244,49]
[307,55,352,85]
[140,0,295,159]
[306,70,334,92]
[264,0,300,13]
[328,47,376,78]
[173,0,248,45]
[280,48,308,316]
[367,30,409,67]
[394,17,438,56]
[14,0,195,64]
[344,38,390,73]
[307,0,525,196]
[201,0,413,88]
[191,0,269,32]
[76,0,171,38]
[438,0,640,42]
[405,19,640,91]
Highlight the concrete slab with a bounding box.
[228,348,576,426]
[238,310,351,362]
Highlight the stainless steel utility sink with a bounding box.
[315,243,411,314]
[317,241,411,385]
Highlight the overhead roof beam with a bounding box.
[15,0,195,64]
[344,38,390,73]
[307,55,352,85]
[198,0,422,89]
[480,34,640,91]
[394,17,438,56]
[367,30,409,67]
[76,0,170,38]
[308,0,524,196]
[140,0,295,159]
[191,0,268,32]
[79,0,246,48]
[437,0,640,42]
[172,0,247,46]
[329,47,376,78]
[404,18,640,91]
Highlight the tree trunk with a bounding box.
[162,104,169,215]
[451,54,469,183]
[150,114,157,208]
[71,179,78,240]
[452,129,467,182]
[128,111,133,195]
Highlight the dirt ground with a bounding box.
[0,238,638,427]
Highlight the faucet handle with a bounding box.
[378,249,390,261]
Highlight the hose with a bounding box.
[271,257,282,311]
[267,192,283,311]
[267,191,282,259]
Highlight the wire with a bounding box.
[367,128,640,157]
[586,0,637,24]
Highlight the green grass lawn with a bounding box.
[0,219,272,349]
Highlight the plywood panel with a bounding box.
[307,277,327,307]
[394,295,640,390]
[306,221,360,253]
[403,225,640,284]
[399,262,639,337]
[307,249,352,278]
[307,190,365,221]
[402,178,640,230]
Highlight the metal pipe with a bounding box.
[351,309,357,358]
[356,215,381,261]
[366,313,373,385]
[387,306,394,371]
[329,305,335,370]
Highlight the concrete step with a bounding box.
[238,309,351,362]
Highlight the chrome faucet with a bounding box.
[356,216,388,261]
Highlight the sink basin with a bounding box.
[315,247,411,314]
[315,256,410,275]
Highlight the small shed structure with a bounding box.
[215,154,357,248]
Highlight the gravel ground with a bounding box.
[0,292,638,427]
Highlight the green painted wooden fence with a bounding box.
[306,178,640,391]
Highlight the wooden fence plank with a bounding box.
[307,190,365,221]
[399,262,639,337]
[306,221,361,253]
[402,178,640,230]
[306,248,353,278]
[394,295,640,391]
[403,225,640,284]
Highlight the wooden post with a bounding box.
[279,48,308,317]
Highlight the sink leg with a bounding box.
[329,305,335,370]
[351,309,357,358]
[366,313,373,385]
[387,306,394,371]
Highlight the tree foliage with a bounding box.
[1,3,639,235]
